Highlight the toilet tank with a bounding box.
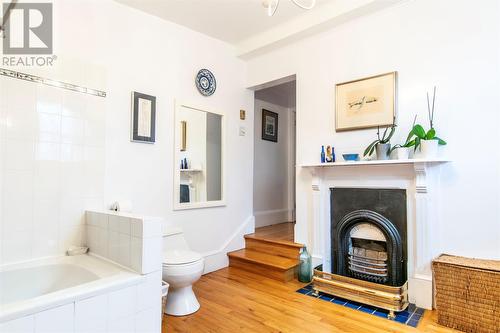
[163,226,190,251]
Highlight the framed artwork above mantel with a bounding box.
[335,71,397,132]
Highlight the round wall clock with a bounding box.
[195,69,216,96]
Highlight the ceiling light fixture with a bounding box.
[263,0,316,17]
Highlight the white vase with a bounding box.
[419,140,439,159]
[396,147,410,160]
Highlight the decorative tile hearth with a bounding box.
[296,284,424,328]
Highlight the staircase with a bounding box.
[228,229,304,282]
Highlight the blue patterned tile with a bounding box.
[394,315,408,324]
[319,292,332,302]
[297,288,310,295]
[397,310,411,318]
[410,312,422,319]
[408,319,419,328]
[295,287,423,328]
[345,301,362,310]
[332,298,348,306]
[359,305,376,314]
[415,308,425,315]
[374,309,389,318]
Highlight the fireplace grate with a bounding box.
[348,246,388,284]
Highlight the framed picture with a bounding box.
[335,72,397,131]
[180,120,187,151]
[131,91,156,143]
[261,109,278,142]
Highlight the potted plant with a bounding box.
[363,119,396,160]
[389,141,414,160]
[407,87,447,158]
[389,115,418,160]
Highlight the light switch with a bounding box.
[239,126,246,136]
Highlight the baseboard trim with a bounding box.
[254,208,292,228]
[200,215,255,274]
[408,275,433,310]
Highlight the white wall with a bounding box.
[253,99,292,227]
[71,0,254,270]
[246,0,500,260]
[1,0,254,270]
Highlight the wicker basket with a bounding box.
[432,254,500,333]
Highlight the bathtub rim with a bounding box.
[0,254,144,323]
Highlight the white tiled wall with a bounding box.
[0,77,106,265]
[85,211,162,274]
[0,271,162,333]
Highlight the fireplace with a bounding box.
[331,188,407,287]
[306,161,445,310]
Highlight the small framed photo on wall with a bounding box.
[131,91,156,143]
[261,109,278,142]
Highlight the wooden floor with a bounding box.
[163,267,459,333]
[252,222,295,242]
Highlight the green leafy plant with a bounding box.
[363,118,397,157]
[389,115,418,154]
[407,87,447,151]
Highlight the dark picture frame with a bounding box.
[131,91,156,143]
[261,109,278,142]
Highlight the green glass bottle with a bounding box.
[298,246,312,283]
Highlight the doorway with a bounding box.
[252,77,296,241]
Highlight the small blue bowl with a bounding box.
[342,153,360,162]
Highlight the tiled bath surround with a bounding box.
[85,211,163,274]
[0,77,106,265]
[84,211,163,332]
[0,211,164,333]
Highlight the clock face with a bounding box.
[195,69,216,96]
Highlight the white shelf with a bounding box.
[300,158,450,168]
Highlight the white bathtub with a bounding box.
[0,254,144,324]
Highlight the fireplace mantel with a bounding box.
[301,158,450,168]
[301,159,451,310]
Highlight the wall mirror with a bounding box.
[174,102,225,210]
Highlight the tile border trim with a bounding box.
[0,67,106,98]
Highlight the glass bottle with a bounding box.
[298,246,312,283]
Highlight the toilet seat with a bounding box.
[163,250,202,266]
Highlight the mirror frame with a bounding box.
[173,100,226,210]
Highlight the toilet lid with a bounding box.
[163,250,202,265]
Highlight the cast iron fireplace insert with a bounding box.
[330,188,407,287]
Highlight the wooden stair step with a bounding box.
[228,249,299,270]
[244,234,304,248]
[244,234,304,260]
[228,249,299,282]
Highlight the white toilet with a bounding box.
[162,227,204,316]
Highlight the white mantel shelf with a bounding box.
[301,158,450,168]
